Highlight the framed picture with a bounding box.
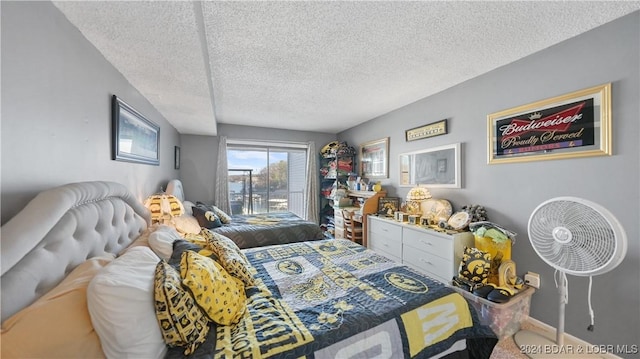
[174,146,181,169]
[488,83,611,164]
[360,137,389,179]
[399,143,461,188]
[111,95,160,165]
[378,197,400,217]
[405,119,448,142]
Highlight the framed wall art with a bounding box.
[112,95,160,165]
[378,197,400,217]
[360,137,389,179]
[487,83,611,164]
[405,119,448,142]
[174,146,181,169]
[399,143,461,188]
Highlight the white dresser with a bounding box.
[368,215,474,283]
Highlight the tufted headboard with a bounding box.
[0,181,150,322]
[165,179,185,202]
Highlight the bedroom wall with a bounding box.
[339,12,640,352]
[179,124,336,204]
[2,0,637,352]
[1,1,181,224]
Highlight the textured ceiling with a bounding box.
[53,1,640,136]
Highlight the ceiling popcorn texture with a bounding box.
[53,1,640,135]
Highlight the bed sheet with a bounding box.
[167,239,497,358]
[211,212,324,249]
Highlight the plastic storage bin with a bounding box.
[452,285,534,339]
[474,235,512,261]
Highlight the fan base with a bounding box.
[513,330,606,358]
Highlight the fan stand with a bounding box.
[519,197,627,359]
[513,330,555,359]
[513,272,567,358]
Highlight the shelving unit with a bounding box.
[319,142,356,238]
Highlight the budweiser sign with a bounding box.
[495,99,595,156]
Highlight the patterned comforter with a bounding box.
[212,212,324,249]
[167,239,497,358]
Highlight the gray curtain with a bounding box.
[214,136,231,214]
[305,141,318,223]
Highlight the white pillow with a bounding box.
[183,201,195,216]
[87,246,166,359]
[148,225,182,260]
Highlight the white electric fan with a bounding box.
[514,197,627,352]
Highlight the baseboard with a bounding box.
[524,317,622,359]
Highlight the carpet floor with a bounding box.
[490,330,529,359]
[489,320,610,359]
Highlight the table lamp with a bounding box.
[144,193,184,224]
[406,185,431,215]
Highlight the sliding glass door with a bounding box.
[227,142,307,217]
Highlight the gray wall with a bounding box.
[339,12,639,351]
[179,124,335,204]
[1,1,181,224]
[2,0,637,352]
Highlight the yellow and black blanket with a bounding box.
[167,239,497,358]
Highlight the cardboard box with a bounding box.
[452,285,535,339]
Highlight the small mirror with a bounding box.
[399,143,461,188]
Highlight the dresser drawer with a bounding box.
[367,215,473,284]
[369,217,402,238]
[402,227,453,260]
[335,227,345,239]
[369,234,402,259]
[403,248,452,282]
[334,216,344,229]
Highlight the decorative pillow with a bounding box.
[458,246,491,284]
[182,228,213,247]
[204,230,256,287]
[212,205,232,224]
[0,255,114,359]
[196,202,232,224]
[192,205,223,229]
[179,251,247,325]
[87,246,166,359]
[169,239,219,269]
[154,260,210,355]
[172,214,201,235]
[149,225,183,260]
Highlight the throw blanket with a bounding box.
[167,239,497,358]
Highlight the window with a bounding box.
[226,140,308,217]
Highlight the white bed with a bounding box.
[1,181,151,358]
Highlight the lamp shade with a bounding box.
[406,186,432,201]
[144,193,184,222]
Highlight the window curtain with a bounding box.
[305,141,318,223]
[214,136,231,214]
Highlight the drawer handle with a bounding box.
[421,259,433,265]
[421,240,433,246]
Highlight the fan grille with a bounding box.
[528,199,618,275]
